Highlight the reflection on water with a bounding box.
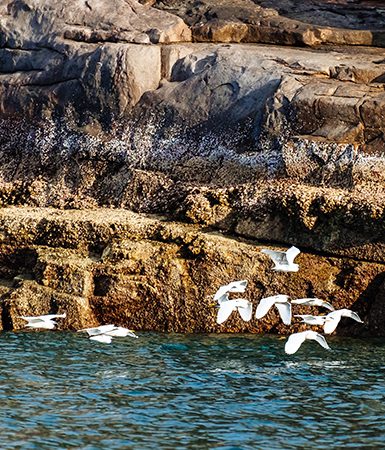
[0,332,385,449]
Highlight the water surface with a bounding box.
[0,332,385,449]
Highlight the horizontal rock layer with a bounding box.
[154,0,385,46]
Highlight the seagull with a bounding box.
[213,280,248,303]
[291,298,335,311]
[255,295,292,325]
[323,309,363,334]
[19,313,66,330]
[216,296,253,324]
[261,246,300,272]
[78,324,139,343]
[294,314,327,326]
[285,330,331,354]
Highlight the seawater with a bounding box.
[1,332,385,449]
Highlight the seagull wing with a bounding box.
[312,332,330,350]
[294,314,313,320]
[104,327,126,337]
[292,298,335,311]
[213,285,228,302]
[318,301,335,311]
[285,332,307,354]
[261,249,286,265]
[285,246,300,265]
[290,298,308,305]
[89,334,112,344]
[19,316,46,323]
[275,302,292,325]
[213,280,247,301]
[217,293,230,305]
[228,280,248,293]
[83,324,116,336]
[340,309,364,323]
[105,327,139,338]
[40,313,66,320]
[235,299,253,322]
[255,296,279,319]
[216,301,237,324]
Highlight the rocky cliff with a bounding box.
[0,0,384,335]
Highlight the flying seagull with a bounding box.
[323,309,363,334]
[261,246,300,272]
[291,298,335,311]
[19,313,66,330]
[294,314,327,326]
[285,330,331,354]
[255,295,292,325]
[213,280,248,303]
[216,296,253,324]
[78,324,139,343]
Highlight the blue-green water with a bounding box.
[1,332,385,449]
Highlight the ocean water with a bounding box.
[1,332,385,449]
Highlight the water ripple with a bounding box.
[0,332,385,449]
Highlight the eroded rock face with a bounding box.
[0,207,384,336]
[0,0,385,334]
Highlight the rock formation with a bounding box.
[0,0,384,335]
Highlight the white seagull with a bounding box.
[285,330,331,355]
[19,313,66,330]
[291,298,335,311]
[213,280,248,303]
[216,296,253,324]
[261,246,300,272]
[294,314,327,326]
[78,324,139,343]
[323,309,363,334]
[255,295,292,325]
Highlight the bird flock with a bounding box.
[214,246,364,354]
[17,245,363,351]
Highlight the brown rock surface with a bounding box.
[0,207,384,336]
